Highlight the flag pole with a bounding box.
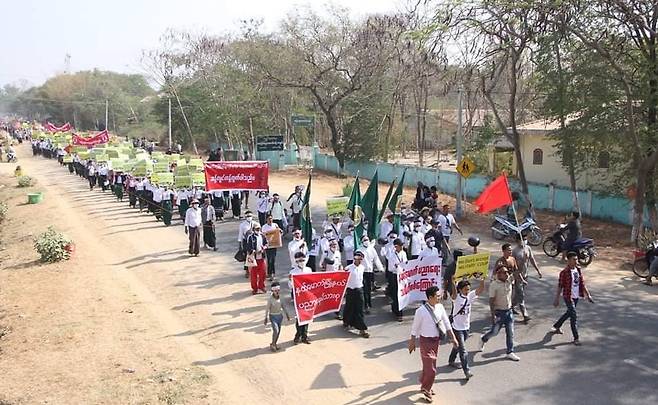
[504,172,524,246]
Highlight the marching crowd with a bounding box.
[27,138,596,404]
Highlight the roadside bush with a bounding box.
[0,201,7,223]
[17,176,34,188]
[34,226,72,263]
[342,181,354,197]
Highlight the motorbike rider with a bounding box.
[561,211,582,260]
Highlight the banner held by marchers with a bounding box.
[397,256,442,310]
[292,271,349,325]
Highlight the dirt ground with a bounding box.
[0,143,637,405]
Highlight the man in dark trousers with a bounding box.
[342,251,370,338]
[184,199,202,256]
[201,196,217,251]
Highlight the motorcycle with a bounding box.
[542,223,596,266]
[491,213,543,246]
[6,152,17,163]
[632,240,658,278]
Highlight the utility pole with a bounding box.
[455,85,464,218]
[105,99,109,132]
[168,97,172,150]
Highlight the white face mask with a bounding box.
[295,259,306,267]
[362,240,370,247]
[428,241,436,247]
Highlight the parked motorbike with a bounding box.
[632,240,658,278]
[6,152,17,163]
[542,223,596,266]
[491,213,543,246]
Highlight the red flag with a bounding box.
[45,122,72,133]
[473,174,513,214]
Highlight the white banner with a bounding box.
[397,256,443,310]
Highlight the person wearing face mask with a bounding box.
[379,212,394,239]
[230,189,242,218]
[387,239,408,322]
[269,193,286,232]
[289,251,312,344]
[381,231,398,295]
[343,224,356,265]
[262,214,283,281]
[288,229,308,266]
[358,235,384,314]
[246,223,268,295]
[238,211,257,278]
[322,239,342,272]
[478,265,520,361]
[318,228,334,268]
[343,251,370,338]
[408,219,427,260]
[257,191,270,225]
[288,186,304,230]
[419,235,441,260]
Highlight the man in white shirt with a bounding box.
[290,251,312,344]
[358,235,383,314]
[438,204,462,244]
[343,224,356,266]
[288,229,308,266]
[98,164,109,192]
[152,186,164,221]
[288,186,303,230]
[184,199,202,256]
[322,239,342,272]
[177,188,189,220]
[201,196,217,251]
[387,238,408,322]
[408,286,459,402]
[136,178,146,211]
[342,251,369,338]
[318,228,334,267]
[408,219,427,260]
[419,235,441,260]
[269,193,286,232]
[256,191,270,225]
[379,213,394,240]
[448,278,485,380]
[262,214,283,281]
[87,163,97,190]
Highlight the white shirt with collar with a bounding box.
[238,219,256,242]
[358,243,384,273]
[184,207,202,228]
[379,220,393,239]
[257,196,270,213]
[270,199,285,220]
[345,262,365,289]
[386,249,407,274]
[343,234,355,261]
[418,246,440,260]
[262,223,281,248]
[409,231,427,257]
[289,265,312,290]
[438,213,457,237]
[323,249,342,272]
[153,188,164,202]
[290,193,303,214]
[411,303,451,338]
[288,238,308,265]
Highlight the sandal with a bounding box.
[421,389,433,402]
[269,343,276,352]
[360,331,370,338]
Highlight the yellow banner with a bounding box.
[454,252,490,280]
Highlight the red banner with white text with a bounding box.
[292,271,350,326]
[204,161,269,191]
[46,122,72,133]
[72,130,110,146]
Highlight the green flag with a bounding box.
[301,173,313,247]
[361,170,379,240]
[388,169,407,235]
[378,177,397,224]
[346,176,363,248]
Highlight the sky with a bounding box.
[0,0,401,88]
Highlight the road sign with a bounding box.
[457,157,476,178]
[256,135,284,152]
[291,115,315,128]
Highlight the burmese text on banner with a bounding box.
[291,271,349,325]
[72,130,109,146]
[397,256,443,310]
[204,161,269,191]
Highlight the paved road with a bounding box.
[19,148,658,405]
